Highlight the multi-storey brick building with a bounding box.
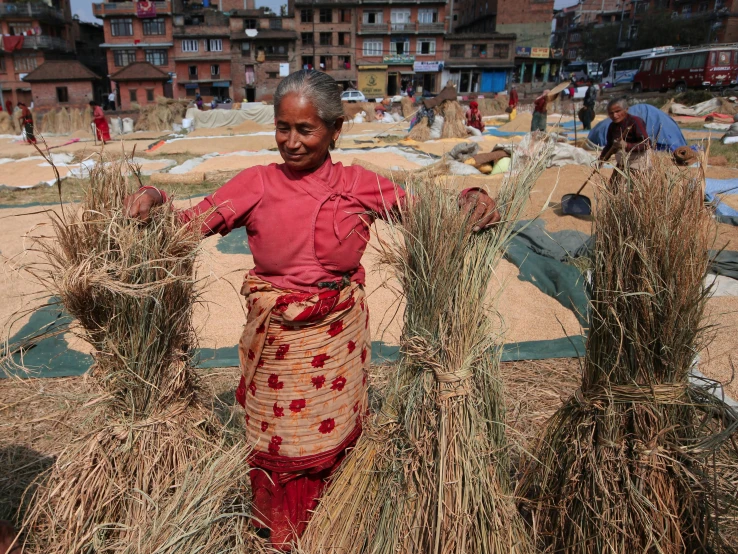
[230,6,298,102]
[0,0,75,107]
[627,0,738,43]
[93,0,176,100]
[172,9,232,101]
[356,0,448,97]
[295,0,357,90]
[442,32,516,94]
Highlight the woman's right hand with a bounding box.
[123,187,164,221]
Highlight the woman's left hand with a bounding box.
[458,189,501,232]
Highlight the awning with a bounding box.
[212,81,231,87]
[400,71,415,75]
[184,83,198,89]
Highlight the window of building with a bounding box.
[302,32,314,45]
[264,42,289,58]
[340,9,351,22]
[241,42,251,54]
[13,55,37,72]
[142,17,165,35]
[681,4,692,13]
[418,9,438,24]
[146,89,155,101]
[390,38,410,55]
[244,19,257,29]
[320,32,332,45]
[338,55,351,69]
[56,86,68,103]
[130,89,138,103]
[300,9,312,23]
[390,9,411,30]
[363,11,383,24]
[698,2,708,10]
[145,49,168,66]
[338,32,349,46]
[567,48,577,59]
[267,71,278,78]
[492,43,509,58]
[211,64,220,76]
[206,39,223,52]
[9,22,32,35]
[319,55,332,70]
[363,39,382,56]
[417,38,436,55]
[471,44,487,57]
[302,55,313,68]
[113,49,136,67]
[182,39,199,53]
[319,8,332,23]
[188,65,197,78]
[270,18,282,29]
[110,18,133,37]
[186,87,197,97]
[199,85,212,96]
[570,32,581,42]
[450,44,465,58]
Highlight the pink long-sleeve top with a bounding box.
[178,155,406,293]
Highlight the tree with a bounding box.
[279,4,288,16]
[580,23,622,63]
[630,12,711,50]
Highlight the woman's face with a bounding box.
[275,92,343,172]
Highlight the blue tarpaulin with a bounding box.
[587,104,687,152]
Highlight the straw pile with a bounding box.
[300,139,555,553]
[518,153,738,553]
[440,100,468,138]
[38,107,92,135]
[0,111,19,134]
[401,96,415,117]
[18,153,256,553]
[477,96,508,117]
[134,97,188,132]
[407,116,430,141]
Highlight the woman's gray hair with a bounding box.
[274,69,344,128]
[607,97,629,111]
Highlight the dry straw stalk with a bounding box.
[518,153,738,553]
[300,139,555,554]
[17,151,257,553]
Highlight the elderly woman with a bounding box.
[124,70,499,550]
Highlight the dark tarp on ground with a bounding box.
[587,103,688,152]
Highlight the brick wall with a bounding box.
[103,15,176,75]
[31,80,94,108]
[117,80,165,110]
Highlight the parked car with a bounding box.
[341,90,367,103]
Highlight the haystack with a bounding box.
[134,97,188,132]
[18,152,256,553]
[56,107,71,135]
[407,116,430,141]
[38,108,57,135]
[0,111,17,134]
[439,100,468,138]
[401,96,415,118]
[477,96,508,117]
[518,153,738,553]
[300,139,555,554]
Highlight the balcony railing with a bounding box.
[0,2,65,21]
[23,35,72,51]
[92,1,171,17]
[173,24,230,37]
[358,21,446,33]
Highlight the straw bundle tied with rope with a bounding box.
[518,153,738,553]
[15,151,260,553]
[440,100,468,139]
[407,116,430,141]
[134,97,188,132]
[299,139,555,554]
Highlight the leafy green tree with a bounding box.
[630,12,711,49]
[580,23,622,63]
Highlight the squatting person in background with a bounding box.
[123,69,501,551]
[599,97,651,171]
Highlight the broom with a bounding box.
[300,139,555,554]
[18,151,257,553]
[518,152,738,553]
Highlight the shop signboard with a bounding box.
[383,55,415,65]
[358,66,387,96]
[413,61,444,72]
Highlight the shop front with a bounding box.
[514,47,560,85]
[412,61,443,95]
[383,55,414,96]
[357,65,387,100]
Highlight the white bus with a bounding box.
[601,47,675,87]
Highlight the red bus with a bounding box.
[632,45,738,93]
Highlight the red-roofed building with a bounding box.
[109,61,169,109]
[23,60,100,108]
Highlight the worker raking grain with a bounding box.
[18,153,255,553]
[518,152,738,553]
[300,139,554,554]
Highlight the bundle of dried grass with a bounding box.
[439,100,468,139]
[19,153,255,553]
[38,108,57,135]
[134,98,188,132]
[518,153,738,553]
[401,96,415,118]
[477,97,508,117]
[407,116,430,141]
[56,107,71,135]
[0,111,17,134]
[301,139,555,554]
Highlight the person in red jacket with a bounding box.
[18,102,35,144]
[90,101,111,143]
